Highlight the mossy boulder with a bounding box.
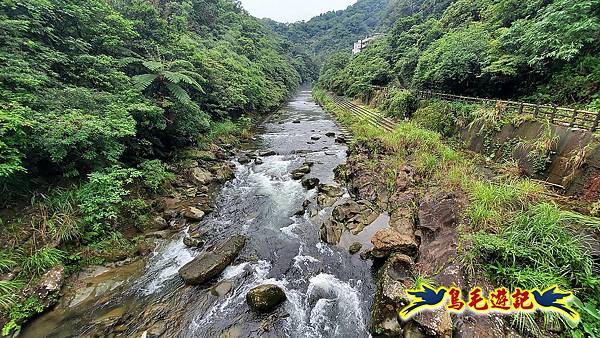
[246,284,287,313]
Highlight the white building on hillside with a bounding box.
[352,34,383,55]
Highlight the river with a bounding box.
[22,88,375,338]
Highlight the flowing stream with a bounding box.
[22,87,375,338]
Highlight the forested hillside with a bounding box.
[0,0,314,201]
[264,0,389,62]
[318,0,600,109]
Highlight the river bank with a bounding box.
[17,88,375,337]
[314,88,600,338]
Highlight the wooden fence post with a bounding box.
[550,105,557,123]
[570,109,578,127]
[534,104,540,117]
[592,113,600,132]
[519,103,524,114]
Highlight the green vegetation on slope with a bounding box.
[314,87,600,337]
[0,0,314,200]
[264,0,390,62]
[318,0,600,109]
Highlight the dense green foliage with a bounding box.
[315,88,600,336]
[0,0,313,201]
[318,0,600,109]
[379,88,418,119]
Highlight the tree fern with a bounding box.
[128,58,205,105]
[142,60,164,72]
[161,70,184,84]
[166,83,191,103]
[132,74,158,91]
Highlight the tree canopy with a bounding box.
[317,0,600,110]
[0,0,316,191]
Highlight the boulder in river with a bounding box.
[179,235,246,285]
[291,165,312,180]
[246,284,287,313]
[211,163,235,183]
[301,177,320,190]
[238,154,251,164]
[182,207,205,221]
[259,150,277,157]
[311,135,321,140]
[151,216,168,230]
[349,242,362,255]
[183,234,204,248]
[325,132,336,138]
[318,184,343,198]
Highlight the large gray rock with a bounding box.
[27,265,65,305]
[317,184,344,207]
[292,165,312,180]
[370,255,413,337]
[246,284,287,313]
[179,235,246,285]
[371,228,418,259]
[182,207,205,221]
[190,167,214,185]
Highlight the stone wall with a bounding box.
[461,120,599,197]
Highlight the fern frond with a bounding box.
[166,83,191,103]
[118,57,142,67]
[0,280,23,311]
[179,70,205,82]
[22,248,66,276]
[0,280,22,295]
[142,60,164,72]
[168,60,194,70]
[176,74,203,92]
[132,74,158,91]
[161,70,183,84]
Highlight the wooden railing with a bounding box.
[370,86,600,132]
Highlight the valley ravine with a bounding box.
[21,88,376,338]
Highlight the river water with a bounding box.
[22,88,375,338]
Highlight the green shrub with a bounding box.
[77,166,142,239]
[412,101,456,136]
[3,296,46,336]
[381,89,419,118]
[32,88,136,177]
[0,280,22,311]
[138,160,174,193]
[0,103,30,179]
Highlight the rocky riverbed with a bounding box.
[21,87,375,338]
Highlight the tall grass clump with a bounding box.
[20,247,66,276]
[465,179,544,230]
[469,203,599,294]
